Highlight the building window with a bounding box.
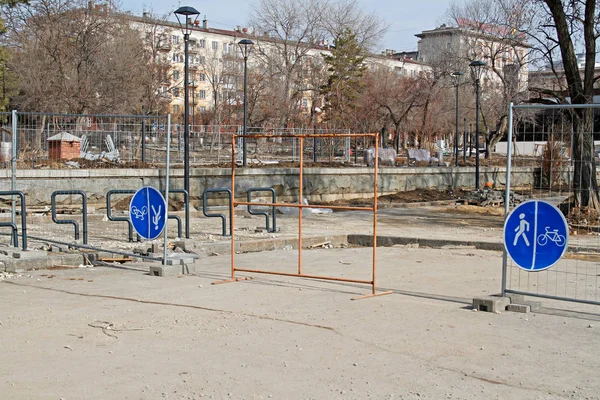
[173,70,180,81]
[172,35,180,45]
[199,90,206,99]
[200,73,206,81]
[173,104,180,113]
[199,106,206,112]
[212,41,218,50]
[199,39,206,48]
[173,88,180,97]
[198,56,206,64]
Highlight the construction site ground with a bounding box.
[2,197,600,399]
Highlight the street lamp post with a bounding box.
[174,6,200,198]
[451,71,464,167]
[238,39,254,167]
[469,60,486,190]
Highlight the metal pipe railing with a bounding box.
[106,189,138,242]
[202,188,232,236]
[0,190,27,251]
[51,190,88,244]
[247,187,277,233]
[0,222,18,248]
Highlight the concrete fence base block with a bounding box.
[507,294,525,304]
[521,300,542,312]
[507,304,531,313]
[472,296,511,313]
[149,263,196,277]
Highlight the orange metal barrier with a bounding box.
[212,132,392,300]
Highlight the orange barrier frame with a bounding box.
[212,132,392,300]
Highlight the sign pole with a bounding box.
[501,103,514,295]
[163,114,172,265]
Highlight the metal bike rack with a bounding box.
[202,188,232,236]
[51,190,88,244]
[107,189,186,242]
[161,189,189,239]
[247,187,277,233]
[0,190,27,251]
[106,189,138,242]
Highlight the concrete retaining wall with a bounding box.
[0,166,538,206]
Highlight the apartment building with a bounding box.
[130,13,432,122]
[415,21,529,95]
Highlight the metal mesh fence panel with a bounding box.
[13,112,170,169]
[504,103,600,306]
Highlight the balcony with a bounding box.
[159,93,173,102]
[157,42,172,51]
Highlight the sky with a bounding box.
[118,0,454,52]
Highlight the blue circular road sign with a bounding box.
[503,200,569,271]
[129,187,167,240]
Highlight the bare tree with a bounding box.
[320,0,388,52]
[446,0,531,157]
[2,0,150,114]
[525,0,600,209]
[249,0,325,127]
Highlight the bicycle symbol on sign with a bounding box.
[537,226,566,247]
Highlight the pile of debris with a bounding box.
[460,189,528,207]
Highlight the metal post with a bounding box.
[11,109,17,236]
[475,80,480,190]
[454,82,460,166]
[469,123,472,157]
[163,114,172,265]
[501,103,514,296]
[313,123,317,163]
[242,54,248,167]
[463,117,467,163]
[141,113,146,163]
[183,32,190,198]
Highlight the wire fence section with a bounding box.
[0,112,170,169]
[0,113,357,169]
[504,103,600,306]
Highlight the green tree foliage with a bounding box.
[320,28,366,129]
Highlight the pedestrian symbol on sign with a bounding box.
[513,213,530,247]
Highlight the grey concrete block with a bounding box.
[507,294,525,304]
[12,250,48,259]
[522,301,542,312]
[472,296,510,313]
[165,253,199,265]
[507,304,531,313]
[149,263,196,277]
[172,239,198,252]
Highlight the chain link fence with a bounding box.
[503,103,600,306]
[0,112,359,169]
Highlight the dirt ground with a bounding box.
[1,200,600,399]
[1,247,600,400]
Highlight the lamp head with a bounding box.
[238,39,255,58]
[451,71,464,86]
[469,60,486,81]
[174,6,200,35]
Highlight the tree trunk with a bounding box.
[573,109,600,209]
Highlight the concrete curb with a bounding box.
[348,234,503,251]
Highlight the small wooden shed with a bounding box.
[47,132,81,161]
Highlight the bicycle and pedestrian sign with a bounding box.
[129,186,167,240]
[503,200,568,272]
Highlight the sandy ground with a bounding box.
[2,244,600,400]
